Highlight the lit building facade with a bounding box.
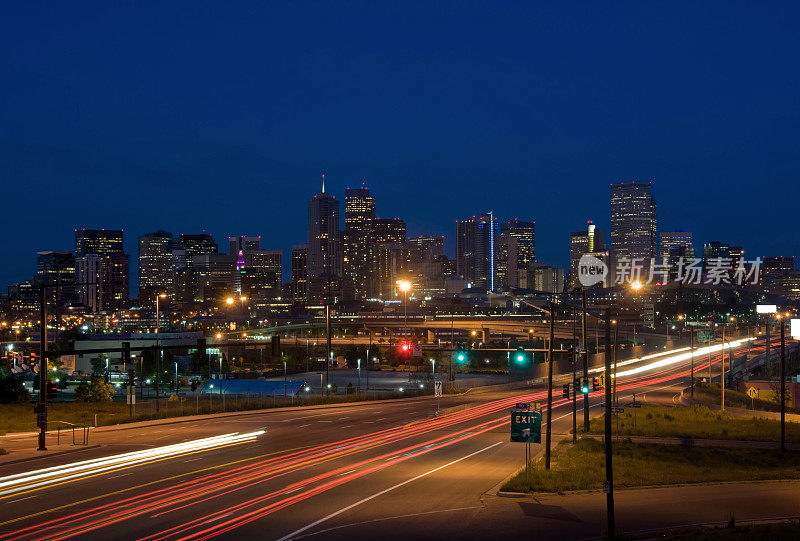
[610,182,657,272]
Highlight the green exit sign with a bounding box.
[510,410,542,443]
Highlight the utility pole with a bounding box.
[604,308,616,537]
[582,289,589,432]
[545,303,555,469]
[613,319,618,406]
[690,329,695,402]
[572,289,578,443]
[326,304,331,398]
[721,325,726,411]
[37,286,48,451]
[781,316,786,451]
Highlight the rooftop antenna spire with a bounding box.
[321,172,325,194]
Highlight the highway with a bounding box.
[0,338,773,540]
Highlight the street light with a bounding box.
[630,280,643,292]
[155,293,167,400]
[396,280,411,325]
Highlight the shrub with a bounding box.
[74,377,114,403]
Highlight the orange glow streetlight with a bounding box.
[396,280,411,324]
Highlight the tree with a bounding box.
[90,355,108,378]
[75,377,114,402]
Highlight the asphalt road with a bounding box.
[0,338,778,541]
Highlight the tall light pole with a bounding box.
[155,293,167,400]
[397,280,411,326]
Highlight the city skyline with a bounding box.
[5,179,797,301]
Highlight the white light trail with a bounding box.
[0,430,264,497]
[612,338,755,379]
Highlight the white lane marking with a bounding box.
[106,473,131,479]
[6,495,37,504]
[297,424,312,428]
[182,457,204,463]
[274,441,504,541]
[340,425,353,429]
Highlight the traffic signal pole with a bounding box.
[582,289,589,432]
[545,303,555,470]
[781,318,786,451]
[37,286,48,451]
[604,308,616,536]
[572,290,577,443]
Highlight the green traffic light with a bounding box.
[516,354,524,363]
[457,353,465,362]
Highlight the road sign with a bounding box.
[627,401,641,408]
[747,387,759,399]
[697,330,716,342]
[611,407,625,414]
[510,410,542,443]
[434,381,442,398]
[598,373,606,388]
[514,402,530,410]
[126,385,136,405]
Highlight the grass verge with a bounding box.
[501,438,800,493]
[584,403,800,443]
[692,382,791,412]
[0,390,427,435]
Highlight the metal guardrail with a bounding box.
[53,421,89,446]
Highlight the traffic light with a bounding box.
[581,378,590,394]
[46,381,58,399]
[562,384,570,399]
[400,342,410,353]
[514,347,525,364]
[455,349,467,364]
[592,377,599,392]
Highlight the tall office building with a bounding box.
[610,182,657,272]
[176,233,218,259]
[455,214,499,290]
[36,251,76,307]
[228,236,260,255]
[75,229,124,257]
[342,186,376,300]
[702,241,742,273]
[241,250,282,299]
[372,218,406,244]
[291,245,308,304]
[495,235,519,288]
[501,220,535,268]
[138,231,174,305]
[74,229,128,311]
[659,231,695,280]
[659,231,693,260]
[569,221,606,288]
[308,181,342,303]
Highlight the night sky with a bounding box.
[2,2,798,294]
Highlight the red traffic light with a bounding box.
[400,343,410,352]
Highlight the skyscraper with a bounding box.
[74,229,128,311]
[342,186,376,300]
[372,218,406,244]
[455,214,499,290]
[241,250,282,299]
[501,220,535,267]
[138,231,173,305]
[569,221,606,288]
[75,229,124,257]
[659,231,695,280]
[610,182,657,272]
[36,251,76,307]
[228,236,261,255]
[291,244,308,304]
[307,181,341,303]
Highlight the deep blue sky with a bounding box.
[2,2,798,294]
